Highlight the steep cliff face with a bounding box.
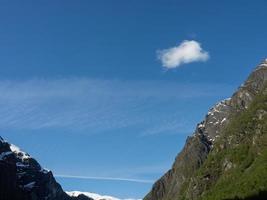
[144,60,267,200]
[0,137,92,200]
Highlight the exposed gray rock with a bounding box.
[144,59,267,200]
[0,138,92,200]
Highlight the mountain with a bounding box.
[144,59,267,200]
[0,136,138,200]
[1,59,267,200]
[0,137,95,200]
[67,191,120,200]
[67,191,141,200]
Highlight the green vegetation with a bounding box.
[179,88,267,200]
[198,91,267,200]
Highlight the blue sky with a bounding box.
[1,0,267,199]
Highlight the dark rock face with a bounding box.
[0,137,92,200]
[144,60,267,200]
[0,139,27,200]
[144,99,233,200]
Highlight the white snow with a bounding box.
[221,117,227,124]
[207,98,230,117]
[66,191,142,200]
[9,142,50,173]
[0,151,12,160]
[198,123,204,128]
[207,111,214,116]
[67,191,120,200]
[10,144,30,160]
[24,181,35,189]
[40,168,50,174]
[258,59,267,68]
[245,92,250,97]
[16,162,29,168]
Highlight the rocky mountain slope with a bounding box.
[67,191,119,200]
[1,59,266,200]
[0,137,93,200]
[0,136,139,200]
[144,59,267,200]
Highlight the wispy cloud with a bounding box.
[0,78,231,134]
[55,174,154,184]
[140,118,191,136]
[158,40,209,68]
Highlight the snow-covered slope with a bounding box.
[67,191,142,200]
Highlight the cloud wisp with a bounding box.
[158,40,209,69]
[0,78,231,135]
[55,174,154,184]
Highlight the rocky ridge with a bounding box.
[144,59,267,200]
[0,136,140,200]
[0,137,92,200]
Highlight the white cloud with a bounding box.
[158,40,209,68]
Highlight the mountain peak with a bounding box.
[144,59,267,200]
[0,138,93,200]
[67,191,122,200]
[254,58,267,72]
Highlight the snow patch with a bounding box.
[16,162,29,168]
[66,191,141,200]
[10,144,30,160]
[24,181,35,190]
[40,168,50,174]
[221,117,227,124]
[258,60,267,68]
[198,123,205,128]
[0,151,12,160]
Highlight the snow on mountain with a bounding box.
[0,138,139,200]
[10,143,31,160]
[66,191,142,200]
